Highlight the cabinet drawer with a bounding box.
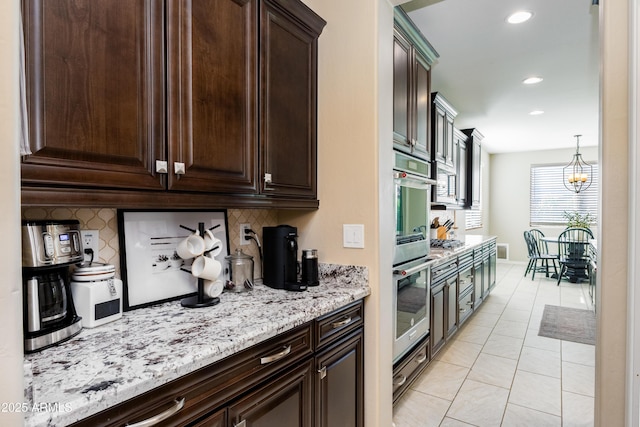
[70,323,313,427]
[314,300,364,350]
[392,335,429,404]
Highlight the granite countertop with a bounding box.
[428,235,497,262]
[24,263,370,427]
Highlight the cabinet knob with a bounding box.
[318,366,327,380]
[155,160,168,174]
[264,173,272,184]
[174,162,186,175]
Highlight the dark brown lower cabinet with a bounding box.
[315,331,364,427]
[69,301,364,427]
[228,359,313,427]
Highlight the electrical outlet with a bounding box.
[239,223,251,246]
[80,230,100,263]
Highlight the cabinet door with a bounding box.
[457,136,467,207]
[444,114,455,168]
[431,285,445,356]
[228,359,313,427]
[393,30,412,150]
[166,0,258,193]
[21,0,165,190]
[474,262,484,308]
[432,104,446,163]
[192,408,226,427]
[445,276,458,337]
[471,138,482,207]
[413,52,431,159]
[260,0,325,199]
[315,331,364,427]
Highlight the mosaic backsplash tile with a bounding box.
[21,208,279,279]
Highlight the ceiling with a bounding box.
[402,0,600,154]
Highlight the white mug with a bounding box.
[176,232,205,260]
[204,279,224,298]
[191,256,222,281]
[203,230,222,256]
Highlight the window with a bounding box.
[530,163,598,225]
[465,209,482,230]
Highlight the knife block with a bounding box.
[437,226,448,239]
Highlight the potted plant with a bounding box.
[562,211,595,230]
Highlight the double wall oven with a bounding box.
[392,151,436,362]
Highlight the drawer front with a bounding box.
[458,287,474,325]
[315,300,364,350]
[71,323,313,427]
[392,336,429,404]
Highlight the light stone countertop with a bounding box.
[24,263,370,427]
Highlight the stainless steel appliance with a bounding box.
[393,257,430,362]
[263,225,307,291]
[22,220,83,352]
[392,151,436,362]
[394,151,436,265]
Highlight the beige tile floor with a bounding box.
[393,262,595,427]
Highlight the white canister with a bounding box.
[70,263,123,328]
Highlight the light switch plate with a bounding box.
[343,224,365,248]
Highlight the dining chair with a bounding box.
[557,227,594,285]
[524,230,558,280]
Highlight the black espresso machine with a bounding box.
[263,225,319,291]
[21,220,83,353]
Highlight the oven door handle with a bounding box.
[394,263,430,277]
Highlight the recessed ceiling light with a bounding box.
[523,76,543,85]
[529,110,544,115]
[507,11,533,24]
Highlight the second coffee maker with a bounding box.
[262,225,307,291]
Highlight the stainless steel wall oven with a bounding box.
[392,151,435,362]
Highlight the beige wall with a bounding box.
[280,1,394,425]
[597,0,628,424]
[0,0,25,425]
[489,146,598,262]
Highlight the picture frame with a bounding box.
[118,209,229,310]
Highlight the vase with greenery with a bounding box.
[562,211,595,230]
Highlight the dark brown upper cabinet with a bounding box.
[463,128,484,209]
[260,0,326,199]
[431,92,458,169]
[392,8,438,161]
[21,0,324,208]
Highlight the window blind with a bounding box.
[465,209,482,230]
[530,163,598,225]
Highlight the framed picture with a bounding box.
[118,209,229,310]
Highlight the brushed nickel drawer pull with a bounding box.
[126,397,185,427]
[260,344,292,364]
[416,354,427,364]
[331,316,352,329]
[393,374,407,387]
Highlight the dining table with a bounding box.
[541,235,590,282]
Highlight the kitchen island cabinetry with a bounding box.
[20,0,324,209]
[392,8,438,160]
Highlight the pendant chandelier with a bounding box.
[563,134,592,193]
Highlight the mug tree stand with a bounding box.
[179,222,220,308]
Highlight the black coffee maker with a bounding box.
[263,225,307,291]
[22,220,83,353]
